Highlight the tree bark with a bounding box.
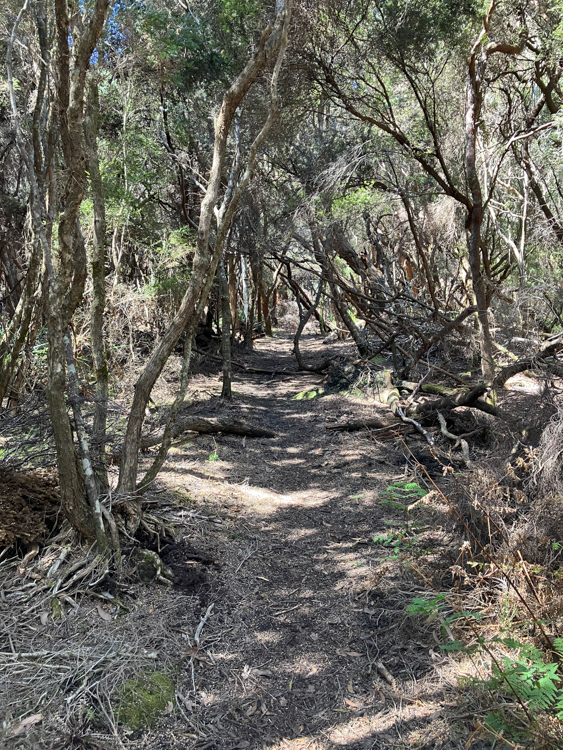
[219,256,233,399]
[84,80,109,492]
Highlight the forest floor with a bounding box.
[2,332,561,750]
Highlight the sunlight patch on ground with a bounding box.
[277,656,326,677]
[265,739,326,750]
[253,630,283,646]
[239,485,331,511]
[504,373,543,393]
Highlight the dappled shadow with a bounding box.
[135,334,493,749]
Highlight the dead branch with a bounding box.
[326,417,402,432]
[410,305,478,367]
[437,412,470,465]
[412,383,487,418]
[112,417,276,460]
[493,359,540,389]
[396,405,435,445]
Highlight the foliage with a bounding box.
[408,592,563,739]
[380,481,427,511]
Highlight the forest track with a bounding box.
[136,333,500,750]
[1,333,524,750]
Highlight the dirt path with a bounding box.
[0,334,503,750]
[139,334,481,750]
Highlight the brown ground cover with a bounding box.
[1,333,561,750]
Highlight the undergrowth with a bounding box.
[402,413,563,748]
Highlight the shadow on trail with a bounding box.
[150,335,484,749]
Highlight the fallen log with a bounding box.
[143,418,276,445]
[493,360,539,389]
[111,418,276,461]
[413,383,487,418]
[398,381,463,397]
[492,337,563,390]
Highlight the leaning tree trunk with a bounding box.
[117,1,292,495]
[465,56,495,382]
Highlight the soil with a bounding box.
[2,333,561,749]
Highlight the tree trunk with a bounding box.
[84,80,109,492]
[465,5,523,382]
[8,0,110,543]
[117,2,292,495]
[219,255,233,399]
[465,47,495,382]
[228,253,239,335]
[0,238,42,404]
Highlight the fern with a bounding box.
[486,639,562,714]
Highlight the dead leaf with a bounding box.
[11,714,43,736]
[163,701,174,715]
[200,692,214,706]
[344,698,363,709]
[246,701,258,717]
[97,605,112,622]
[231,742,250,749]
[347,679,355,694]
[346,651,363,657]
[279,696,288,707]
[40,612,49,626]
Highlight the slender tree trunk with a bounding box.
[137,339,193,493]
[327,273,371,357]
[84,80,109,492]
[0,238,42,403]
[63,330,108,552]
[293,253,328,372]
[228,253,239,335]
[8,0,110,542]
[219,255,233,398]
[464,3,524,381]
[117,2,292,495]
[466,43,494,381]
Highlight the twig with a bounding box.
[273,603,301,616]
[376,661,396,688]
[396,406,434,445]
[437,412,470,465]
[194,604,214,645]
[235,546,257,574]
[404,370,432,407]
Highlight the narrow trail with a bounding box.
[147,334,479,750]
